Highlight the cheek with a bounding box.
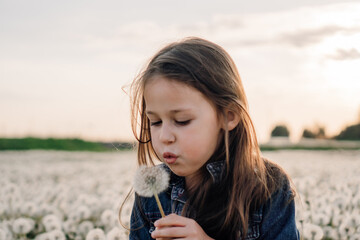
[181,127,220,158]
[150,129,161,152]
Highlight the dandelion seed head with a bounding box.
[42,214,62,232]
[62,220,77,234]
[349,233,360,240]
[133,165,169,197]
[78,220,94,236]
[106,227,125,240]
[303,223,324,240]
[20,201,37,216]
[322,226,337,239]
[48,229,66,240]
[100,209,116,227]
[12,217,34,235]
[0,229,6,239]
[34,232,50,240]
[85,228,106,240]
[75,205,91,220]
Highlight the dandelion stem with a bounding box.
[153,192,165,218]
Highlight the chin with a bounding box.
[168,166,187,177]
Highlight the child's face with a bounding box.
[144,76,222,181]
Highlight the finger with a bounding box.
[151,226,186,239]
[154,213,187,227]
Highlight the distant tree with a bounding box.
[317,127,326,138]
[271,125,290,137]
[302,129,316,138]
[334,123,360,140]
[301,126,326,139]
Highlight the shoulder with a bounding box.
[257,157,300,239]
[262,157,296,200]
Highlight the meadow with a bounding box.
[0,150,359,240]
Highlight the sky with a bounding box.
[1,0,360,143]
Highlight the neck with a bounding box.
[185,172,203,195]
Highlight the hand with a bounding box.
[151,213,214,240]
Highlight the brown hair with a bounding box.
[123,37,294,239]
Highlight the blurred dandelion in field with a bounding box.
[100,209,117,230]
[350,233,360,240]
[48,229,66,240]
[106,227,125,240]
[312,212,329,226]
[76,205,92,221]
[34,232,50,240]
[338,222,356,238]
[20,201,37,217]
[62,220,77,235]
[78,220,94,237]
[303,223,324,240]
[42,214,62,232]
[86,228,106,240]
[322,226,337,239]
[0,229,7,239]
[133,165,169,217]
[12,217,34,235]
[1,150,360,239]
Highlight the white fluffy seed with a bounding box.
[133,165,170,197]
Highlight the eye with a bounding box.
[176,120,191,126]
[150,121,162,126]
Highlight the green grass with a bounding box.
[260,145,360,151]
[1,137,358,152]
[0,137,132,151]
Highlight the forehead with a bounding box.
[144,76,216,114]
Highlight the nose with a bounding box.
[159,124,175,144]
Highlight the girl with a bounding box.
[123,37,299,239]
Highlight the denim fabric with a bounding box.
[129,162,299,240]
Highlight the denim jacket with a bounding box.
[129,162,300,240]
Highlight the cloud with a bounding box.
[216,25,359,49]
[327,48,360,60]
[219,25,360,49]
[278,25,360,48]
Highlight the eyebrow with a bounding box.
[146,109,192,115]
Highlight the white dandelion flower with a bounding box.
[62,220,77,234]
[100,209,116,228]
[78,221,94,236]
[12,217,34,235]
[75,205,91,220]
[339,223,356,238]
[0,229,6,240]
[312,212,330,226]
[86,228,106,240]
[34,232,50,240]
[303,223,324,240]
[332,214,344,227]
[48,229,66,240]
[134,165,169,197]
[20,201,37,217]
[133,165,170,217]
[349,233,360,240]
[42,214,62,232]
[322,226,337,239]
[106,227,125,240]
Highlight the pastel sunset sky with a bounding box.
[1,0,359,143]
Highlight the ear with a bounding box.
[222,108,240,131]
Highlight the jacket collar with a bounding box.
[162,161,225,203]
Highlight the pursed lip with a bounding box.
[163,152,178,164]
